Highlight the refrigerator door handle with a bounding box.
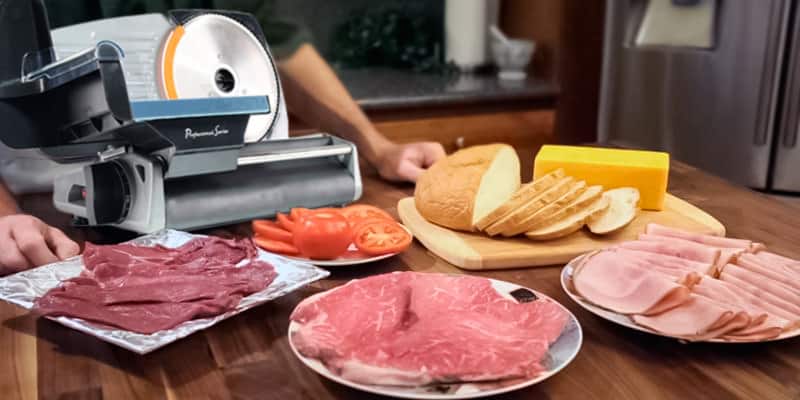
[787,122,799,148]
[757,0,793,146]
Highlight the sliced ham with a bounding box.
[693,311,752,341]
[738,254,800,286]
[619,238,720,265]
[691,277,789,339]
[723,322,785,341]
[573,251,691,316]
[638,234,739,275]
[644,223,754,250]
[717,270,800,321]
[631,295,741,340]
[612,248,715,275]
[753,251,800,268]
[719,264,800,306]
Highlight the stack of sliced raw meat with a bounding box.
[35,237,277,334]
[290,272,569,386]
[572,224,799,341]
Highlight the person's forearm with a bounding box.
[0,181,20,217]
[277,44,391,165]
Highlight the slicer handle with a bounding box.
[236,144,353,166]
[96,41,133,122]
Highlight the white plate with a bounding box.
[288,278,583,399]
[560,253,800,343]
[283,245,399,267]
[282,224,412,267]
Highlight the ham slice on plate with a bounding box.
[737,254,800,287]
[752,251,800,268]
[632,295,749,340]
[573,251,690,315]
[717,269,800,322]
[644,223,755,250]
[691,277,789,340]
[724,260,800,301]
[618,238,720,265]
[612,248,715,276]
[569,224,800,342]
[637,233,741,275]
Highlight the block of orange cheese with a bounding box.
[533,145,669,210]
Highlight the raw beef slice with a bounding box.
[35,237,276,334]
[290,272,569,386]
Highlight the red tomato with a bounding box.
[293,211,352,260]
[252,220,293,244]
[276,212,295,232]
[352,220,412,255]
[254,236,300,255]
[341,204,394,228]
[290,208,311,221]
[349,217,391,234]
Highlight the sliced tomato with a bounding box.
[276,212,295,232]
[254,236,300,255]
[290,208,311,221]
[252,221,293,244]
[353,220,412,255]
[341,204,394,228]
[349,217,391,234]
[293,211,352,260]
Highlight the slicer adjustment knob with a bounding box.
[87,161,132,225]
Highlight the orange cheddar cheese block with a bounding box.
[533,145,669,210]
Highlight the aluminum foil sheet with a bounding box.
[0,230,329,354]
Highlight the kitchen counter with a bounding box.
[337,67,558,111]
[3,147,800,399]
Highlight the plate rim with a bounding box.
[287,276,583,399]
[560,252,800,344]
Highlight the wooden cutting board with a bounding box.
[397,194,725,270]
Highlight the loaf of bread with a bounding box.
[414,144,520,231]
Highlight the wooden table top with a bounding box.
[3,148,800,400]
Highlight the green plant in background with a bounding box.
[330,5,455,73]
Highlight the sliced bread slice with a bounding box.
[499,181,589,237]
[525,196,611,241]
[473,168,565,230]
[587,187,640,235]
[511,185,605,236]
[484,176,574,236]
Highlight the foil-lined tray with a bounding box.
[0,230,330,354]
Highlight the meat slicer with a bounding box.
[0,1,362,233]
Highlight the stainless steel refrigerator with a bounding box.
[599,0,800,192]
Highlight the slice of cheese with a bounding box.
[474,168,565,230]
[533,145,669,210]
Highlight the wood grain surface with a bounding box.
[3,148,800,400]
[397,193,725,270]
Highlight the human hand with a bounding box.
[376,141,447,183]
[0,215,80,275]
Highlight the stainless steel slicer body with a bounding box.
[0,2,362,233]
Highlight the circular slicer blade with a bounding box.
[158,13,280,143]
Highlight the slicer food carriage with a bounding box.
[0,0,362,233]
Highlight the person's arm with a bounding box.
[277,44,445,182]
[0,181,79,275]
